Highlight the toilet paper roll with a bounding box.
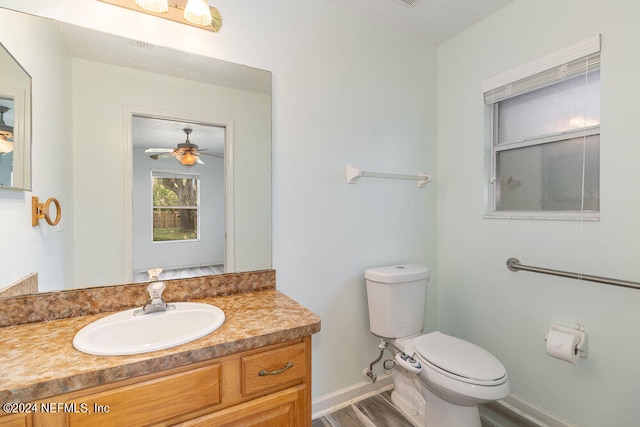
[546,329,580,364]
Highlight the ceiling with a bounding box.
[132,116,225,157]
[321,0,513,44]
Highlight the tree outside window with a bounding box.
[152,172,200,241]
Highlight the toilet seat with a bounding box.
[413,332,507,386]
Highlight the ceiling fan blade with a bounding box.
[145,148,174,153]
[197,152,224,158]
[196,157,205,165]
[149,152,176,160]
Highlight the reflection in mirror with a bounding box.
[0,8,271,296]
[0,40,31,190]
[0,97,14,186]
[132,116,227,281]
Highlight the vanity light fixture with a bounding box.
[98,0,222,32]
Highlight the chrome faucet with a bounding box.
[134,281,175,315]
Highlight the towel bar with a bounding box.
[346,164,431,188]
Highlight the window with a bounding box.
[152,171,200,241]
[483,37,601,220]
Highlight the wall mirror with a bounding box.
[0,7,271,297]
[0,39,31,190]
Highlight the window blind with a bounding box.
[482,35,601,105]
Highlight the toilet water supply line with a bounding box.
[365,338,423,383]
[364,339,391,383]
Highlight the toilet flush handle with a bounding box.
[395,352,422,374]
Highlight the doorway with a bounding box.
[123,108,234,282]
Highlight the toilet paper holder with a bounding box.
[544,323,589,358]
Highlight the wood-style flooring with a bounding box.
[312,391,412,427]
[312,390,536,427]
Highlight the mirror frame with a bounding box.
[0,41,31,191]
[124,106,236,281]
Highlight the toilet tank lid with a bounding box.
[364,265,429,283]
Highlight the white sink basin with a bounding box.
[73,302,225,356]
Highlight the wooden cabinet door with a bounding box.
[32,363,220,427]
[178,385,307,427]
[66,364,220,427]
[0,413,31,427]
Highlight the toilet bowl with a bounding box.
[392,332,510,427]
[409,332,510,405]
[365,265,511,427]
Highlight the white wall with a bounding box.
[211,0,439,399]
[0,0,438,400]
[438,1,640,425]
[257,3,439,398]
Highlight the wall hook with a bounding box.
[32,196,61,227]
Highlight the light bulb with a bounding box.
[179,152,198,166]
[184,0,213,26]
[135,0,168,13]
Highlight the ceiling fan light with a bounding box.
[0,135,13,154]
[179,152,198,166]
[135,0,168,13]
[184,0,213,26]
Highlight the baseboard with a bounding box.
[311,374,393,419]
[492,394,575,427]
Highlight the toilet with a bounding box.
[365,264,511,427]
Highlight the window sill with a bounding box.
[483,211,600,221]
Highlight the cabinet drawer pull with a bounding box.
[258,361,294,376]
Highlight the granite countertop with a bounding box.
[0,289,321,403]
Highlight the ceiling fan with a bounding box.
[145,127,219,166]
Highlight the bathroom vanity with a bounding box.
[0,271,321,426]
[10,338,311,426]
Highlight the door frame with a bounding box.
[122,105,234,282]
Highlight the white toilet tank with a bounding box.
[365,264,429,338]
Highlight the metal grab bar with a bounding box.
[506,258,640,290]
